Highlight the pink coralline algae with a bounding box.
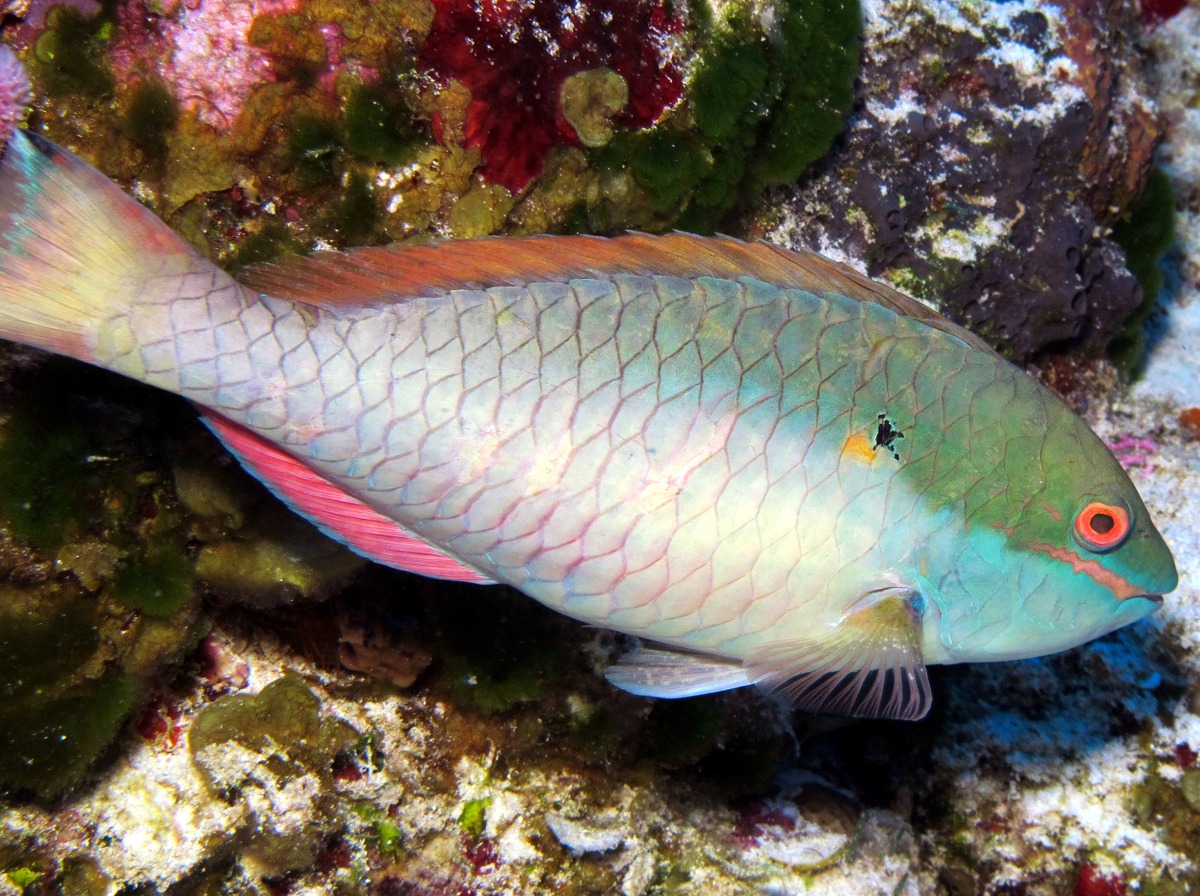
[109,0,303,130]
[0,45,31,145]
[1107,434,1158,472]
[420,0,686,193]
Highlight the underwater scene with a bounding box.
[0,0,1198,893]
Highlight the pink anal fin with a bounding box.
[199,409,494,585]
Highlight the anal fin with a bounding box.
[747,588,931,722]
[200,410,493,585]
[604,645,752,699]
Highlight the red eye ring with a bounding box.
[1073,501,1131,553]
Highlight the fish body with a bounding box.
[0,129,1177,720]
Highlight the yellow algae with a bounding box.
[231,82,295,155]
[510,146,600,234]
[449,183,515,238]
[163,114,247,212]
[422,78,472,147]
[560,67,629,149]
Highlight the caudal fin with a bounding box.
[0,128,198,362]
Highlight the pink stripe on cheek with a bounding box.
[1028,540,1144,601]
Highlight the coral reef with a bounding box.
[6,0,860,262]
[768,0,1163,362]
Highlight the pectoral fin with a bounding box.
[604,646,753,699]
[747,589,931,721]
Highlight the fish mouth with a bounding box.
[1115,592,1163,610]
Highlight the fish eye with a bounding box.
[1072,500,1131,553]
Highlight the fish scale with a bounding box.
[0,126,1176,720]
[100,263,951,659]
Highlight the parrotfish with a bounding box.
[0,128,1177,721]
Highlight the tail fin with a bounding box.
[0,129,198,361]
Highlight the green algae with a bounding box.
[611,128,712,217]
[0,393,123,553]
[691,37,770,146]
[329,171,380,245]
[457,796,491,839]
[436,611,558,714]
[5,866,41,888]
[0,567,201,796]
[0,365,208,796]
[0,369,193,599]
[121,77,178,171]
[287,111,343,188]
[590,0,860,233]
[343,80,422,167]
[442,648,552,714]
[0,665,136,798]
[31,3,116,99]
[111,539,195,618]
[229,220,306,268]
[1110,167,1176,376]
[750,0,860,188]
[568,701,634,762]
[638,698,728,768]
[372,818,405,860]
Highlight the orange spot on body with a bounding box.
[841,433,877,464]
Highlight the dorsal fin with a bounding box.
[237,233,1002,359]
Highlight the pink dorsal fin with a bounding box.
[200,410,493,584]
[236,233,1001,359]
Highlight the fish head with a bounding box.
[927,406,1176,664]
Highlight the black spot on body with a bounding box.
[874,413,905,461]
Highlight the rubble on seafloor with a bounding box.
[1,0,1200,894]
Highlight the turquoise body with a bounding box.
[93,260,1173,667]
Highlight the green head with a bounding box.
[920,385,1176,665]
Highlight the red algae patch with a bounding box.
[419,0,685,193]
